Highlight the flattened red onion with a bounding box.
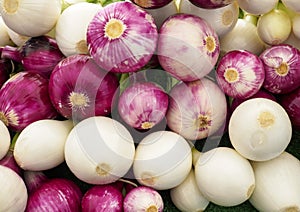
[86,1,158,73]
[81,185,123,212]
[259,44,300,94]
[216,50,265,99]
[49,54,119,122]
[189,0,233,9]
[0,72,57,132]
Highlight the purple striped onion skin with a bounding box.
[0,72,57,132]
[86,1,158,73]
[216,50,265,99]
[189,0,233,9]
[131,0,173,9]
[157,13,220,82]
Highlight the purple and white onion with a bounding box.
[130,0,173,9]
[188,0,233,9]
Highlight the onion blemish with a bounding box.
[3,0,19,14]
[96,163,111,176]
[104,18,126,40]
[258,111,275,128]
[75,40,89,54]
[141,172,156,186]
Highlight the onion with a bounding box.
[170,169,210,211]
[118,81,169,130]
[157,13,220,82]
[49,54,119,123]
[236,0,279,15]
[0,15,13,46]
[13,119,74,171]
[250,151,300,211]
[229,98,292,161]
[0,55,12,88]
[259,44,300,94]
[278,86,300,131]
[55,2,102,57]
[23,171,49,194]
[133,130,192,190]
[283,31,300,50]
[86,1,158,73]
[179,0,239,38]
[0,148,22,176]
[0,165,28,211]
[188,0,233,9]
[6,27,30,46]
[292,14,300,40]
[194,147,255,207]
[166,78,227,141]
[0,0,62,37]
[81,184,124,212]
[0,113,10,160]
[25,178,82,212]
[64,116,135,185]
[123,186,164,212]
[281,0,300,13]
[130,0,172,9]
[215,50,265,99]
[0,72,58,132]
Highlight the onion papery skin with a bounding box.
[166,78,227,141]
[131,0,172,9]
[81,185,123,212]
[118,82,169,130]
[49,54,119,122]
[216,50,265,99]
[259,44,300,94]
[25,178,82,212]
[279,87,300,131]
[86,1,158,73]
[157,13,220,82]
[189,0,233,9]
[0,72,57,132]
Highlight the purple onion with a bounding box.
[216,50,265,99]
[130,0,173,9]
[157,13,220,82]
[25,178,82,212]
[123,186,164,212]
[118,82,169,130]
[48,54,119,122]
[278,87,300,131]
[0,72,58,132]
[81,184,124,212]
[0,149,22,176]
[86,1,158,73]
[23,171,49,194]
[0,57,12,88]
[189,0,234,9]
[259,44,300,94]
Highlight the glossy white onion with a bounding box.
[281,0,300,13]
[6,27,30,46]
[13,119,74,171]
[133,130,192,190]
[194,147,255,207]
[0,120,10,160]
[292,14,300,40]
[229,98,292,161]
[250,152,300,211]
[0,15,13,46]
[64,116,135,185]
[236,0,279,15]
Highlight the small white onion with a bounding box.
[292,14,300,40]
[13,119,74,171]
[133,130,192,190]
[6,27,30,46]
[0,165,28,212]
[55,2,102,57]
[0,15,13,46]
[0,0,62,37]
[283,32,300,50]
[250,151,300,211]
[194,147,255,207]
[0,120,10,160]
[236,0,279,15]
[281,0,300,13]
[170,169,210,212]
[179,0,239,37]
[64,116,135,185]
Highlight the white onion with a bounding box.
[13,119,74,171]
[64,116,136,185]
[170,169,210,212]
[250,151,300,211]
[283,32,300,50]
[281,0,300,13]
[194,147,255,207]
[229,98,292,161]
[236,0,279,15]
[0,120,10,160]
[6,27,30,46]
[292,14,300,40]
[0,15,13,46]
[133,130,192,190]
[55,2,102,57]
[0,165,28,212]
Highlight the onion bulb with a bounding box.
[281,0,300,13]
[236,0,279,15]
[0,16,13,46]
[0,120,10,160]
[292,14,300,40]
[189,0,233,9]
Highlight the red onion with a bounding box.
[278,87,300,131]
[0,149,22,176]
[23,171,49,194]
[48,54,119,122]
[157,13,220,82]
[259,44,300,94]
[0,56,12,88]
[189,0,233,9]
[81,184,124,212]
[25,178,82,212]
[123,186,164,212]
[130,0,173,9]
[166,77,227,141]
[216,50,265,99]
[86,1,158,73]
[0,72,57,132]
[118,81,169,130]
